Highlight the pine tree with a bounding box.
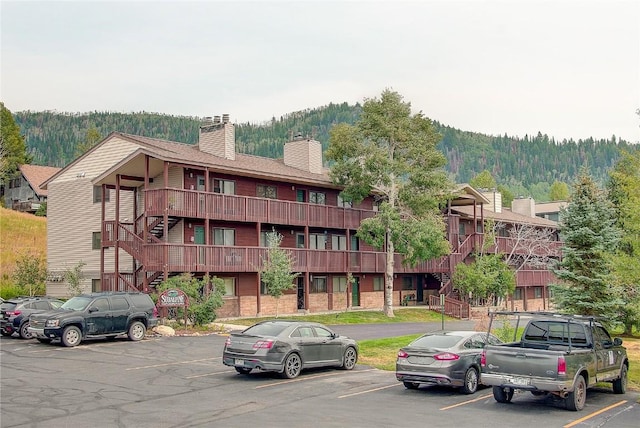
[551,169,622,319]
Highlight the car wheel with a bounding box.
[493,386,514,403]
[37,338,52,344]
[461,367,479,394]
[62,326,82,347]
[19,322,33,339]
[128,321,146,341]
[281,353,302,379]
[235,367,252,375]
[1,330,12,337]
[403,381,419,390]
[613,365,628,394]
[341,346,358,370]
[566,375,586,411]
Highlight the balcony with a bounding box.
[144,188,376,229]
[139,244,450,274]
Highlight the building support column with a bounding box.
[115,174,121,291]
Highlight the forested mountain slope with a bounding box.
[13,103,637,201]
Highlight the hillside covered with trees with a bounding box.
[12,103,638,202]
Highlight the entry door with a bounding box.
[194,226,205,265]
[297,277,305,310]
[351,277,360,307]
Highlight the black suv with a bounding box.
[28,292,158,347]
[1,296,64,339]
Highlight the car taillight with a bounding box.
[434,352,460,361]
[7,310,20,316]
[253,340,274,349]
[558,355,566,376]
[397,350,409,358]
[481,350,486,367]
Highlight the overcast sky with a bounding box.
[1,0,638,143]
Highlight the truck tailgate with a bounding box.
[483,345,565,378]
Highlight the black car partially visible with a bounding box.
[1,297,64,339]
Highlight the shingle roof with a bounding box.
[116,133,335,187]
[18,164,62,197]
[451,205,558,228]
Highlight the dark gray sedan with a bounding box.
[222,320,358,379]
[396,330,502,394]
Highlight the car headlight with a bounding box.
[45,320,59,327]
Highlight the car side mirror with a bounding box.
[89,307,98,313]
[613,337,623,346]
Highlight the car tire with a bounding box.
[1,330,12,337]
[341,346,357,370]
[461,367,479,394]
[19,322,33,339]
[403,381,419,390]
[128,321,146,341]
[566,375,586,411]
[493,386,514,403]
[235,367,252,375]
[612,364,628,394]
[37,338,51,344]
[62,326,82,347]
[281,353,302,379]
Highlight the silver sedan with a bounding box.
[396,330,502,394]
[222,320,358,379]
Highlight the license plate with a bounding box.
[235,359,245,367]
[510,377,530,386]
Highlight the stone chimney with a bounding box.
[283,133,323,174]
[480,189,502,213]
[512,196,536,217]
[198,113,235,160]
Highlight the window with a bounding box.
[213,178,235,195]
[334,277,348,292]
[220,277,236,296]
[91,279,101,292]
[257,184,277,199]
[296,189,306,202]
[309,191,325,205]
[260,280,268,295]
[402,277,413,290]
[332,235,347,251]
[89,298,110,312]
[514,288,522,300]
[351,236,359,251]
[309,233,326,250]
[314,327,333,338]
[111,297,129,310]
[213,228,235,245]
[373,277,384,291]
[296,234,305,248]
[93,186,110,203]
[534,286,543,298]
[92,232,101,250]
[337,195,352,208]
[310,276,327,293]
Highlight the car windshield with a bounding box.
[410,334,463,349]
[243,322,290,337]
[1,302,17,311]
[60,297,92,311]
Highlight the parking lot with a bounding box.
[1,333,639,428]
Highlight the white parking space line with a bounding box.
[338,383,401,398]
[439,393,492,410]
[254,368,376,389]
[185,370,236,379]
[126,357,220,371]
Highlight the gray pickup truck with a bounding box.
[480,311,629,411]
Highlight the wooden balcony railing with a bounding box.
[144,188,376,229]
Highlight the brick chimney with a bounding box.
[198,114,235,160]
[283,133,323,174]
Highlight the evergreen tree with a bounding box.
[74,126,103,158]
[326,89,455,317]
[0,103,32,185]
[551,170,622,320]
